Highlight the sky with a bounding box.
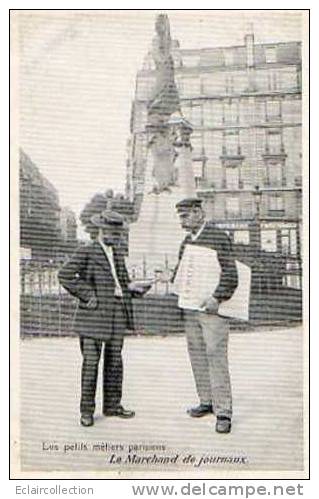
[16,9,304,222]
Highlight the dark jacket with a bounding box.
[173,222,238,303]
[58,242,134,340]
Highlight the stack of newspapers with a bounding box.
[173,244,251,321]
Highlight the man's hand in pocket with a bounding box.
[200,296,219,314]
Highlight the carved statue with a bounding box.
[148,14,181,124]
[147,14,182,193]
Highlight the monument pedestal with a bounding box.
[128,118,195,275]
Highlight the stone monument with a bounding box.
[129,14,196,275]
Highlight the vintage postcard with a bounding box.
[10,9,309,478]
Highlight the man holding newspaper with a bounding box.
[172,197,250,434]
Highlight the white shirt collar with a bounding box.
[191,221,206,242]
[99,239,112,252]
[98,239,123,296]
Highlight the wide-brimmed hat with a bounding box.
[90,210,124,229]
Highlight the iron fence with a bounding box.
[19,249,302,338]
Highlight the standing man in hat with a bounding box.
[58,210,151,427]
[173,198,238,433]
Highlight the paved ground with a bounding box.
[18,327,305,475]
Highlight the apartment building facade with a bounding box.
[127,31,302,288]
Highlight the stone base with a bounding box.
[128,187,187,274]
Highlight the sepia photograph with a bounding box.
[10,9,309,478]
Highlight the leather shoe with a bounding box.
[187,403,214,418]
[215,416,231,433]
[80,414,94,427]
[103,405,135,419]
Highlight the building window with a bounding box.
[191,132,203,158]
[225,167,239,189]
[202,73,224,96]
[175,76,183,95]
[224,131,240,156]
[290,230,297,255]
[189,103,202,127]
[234,230,250,244]
[226,196,240,217]
[283,260,301,289]
[224,50,234,66]
[268,132,281,154]
[268,194,284,214]
[181,103,191,122]
[223,99,239,124]
[281,229,297,256]
[193,160,205,187]
[203,131,215,160]
[203,101,214,127]
[181,77,201,98]
[241,197,253,217]
[265,47,277,64]
[181,102,202,126]
[267,161,283,187]
[281,231,290,255]
[256,69,270,92]
[266,130,283,154]
[286,274,301,289]
[279,68,298,91]
[267,72,279,91]
[225,75,235,94]
[182,54,200,67]
[261,230,277,252]
[266,100,281,121]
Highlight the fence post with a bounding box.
[38,262,43,333]
[58,282,62,336]
[142,255,146,279]
[164,254,169,295]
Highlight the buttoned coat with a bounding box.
[58,242,134,340]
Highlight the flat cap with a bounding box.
[90,209,124,228]
[175,197,203,211]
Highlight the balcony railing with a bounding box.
[264,179,287,188]
[267,209,285,218]
[263,146,287,160]
[195,177,208,189]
